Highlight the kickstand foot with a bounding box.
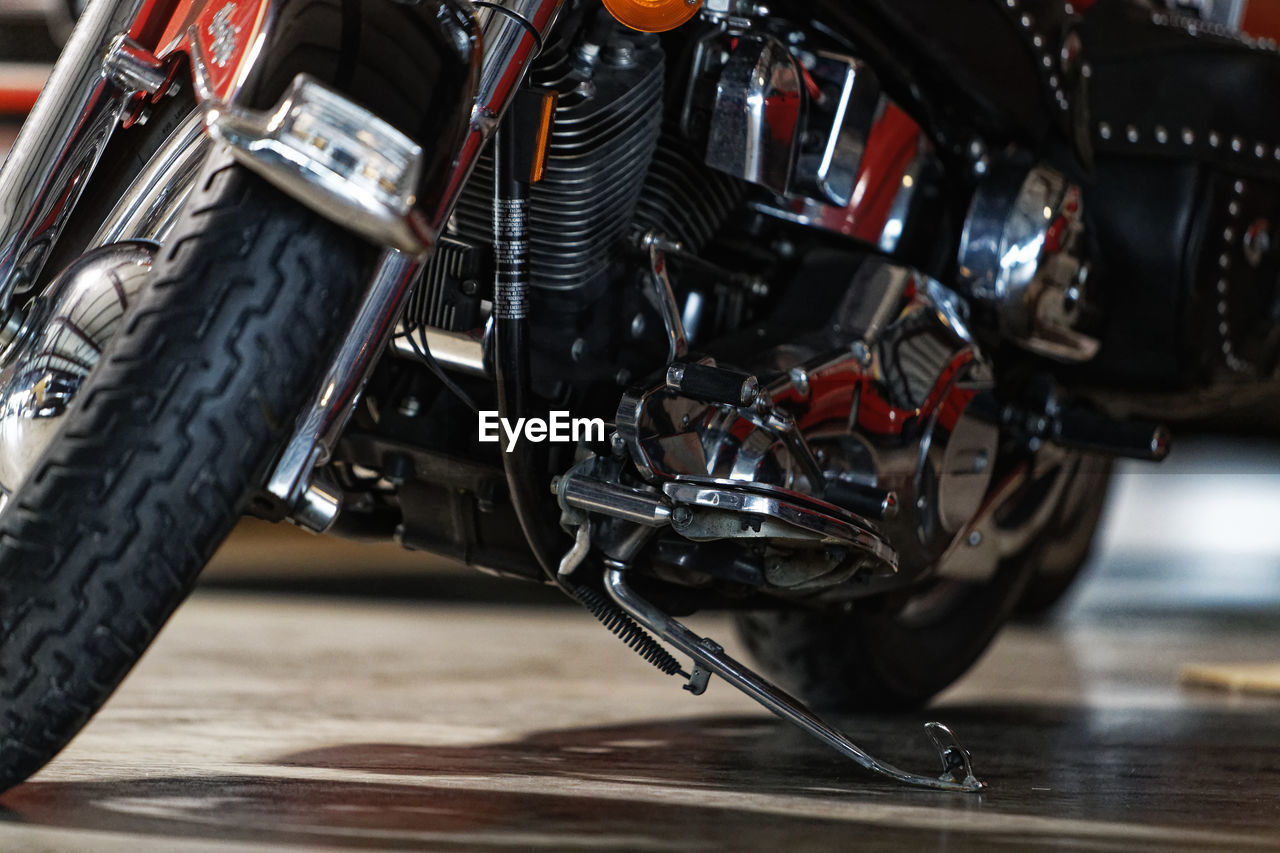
[603,565,987,793]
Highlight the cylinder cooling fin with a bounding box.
[404,20,748,355]
[635,123,745,254]
[451,31,666,298]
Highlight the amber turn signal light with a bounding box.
[602,0,704,32]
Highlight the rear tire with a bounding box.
[0,150,368,792]
[735,558,1035,712]
[1014,455,1112,616]
[734,454,1111,711]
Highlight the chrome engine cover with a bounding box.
[957,160,1099,363]
[614,259,1000,592]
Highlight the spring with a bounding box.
[571,584,686,678]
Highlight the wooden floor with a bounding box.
[0,440,1278,851]
[1,112,1279,850]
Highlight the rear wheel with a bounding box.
[0,149,369,792]
[735,561,1034,711]
[735,452,1110,710]
[1014,455,1112,615]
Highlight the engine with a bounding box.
[452,31,665,299]
[403,24,746,338]
[385,10,1021,600]
[557,255,1001,601]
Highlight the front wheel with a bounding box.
[0,150,369,792]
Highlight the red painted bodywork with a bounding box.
[777,348,976,440]
[763,273,978,442]
[0,75,44,115]
[1241,2,1280,40]
[128,0,271,104]
[769,102,922,245]
[846,103,922,244]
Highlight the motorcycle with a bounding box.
[0,0,1271,794]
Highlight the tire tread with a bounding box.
[0,151,365,791]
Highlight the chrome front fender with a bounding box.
[172,0,483,253]
[199,0,566,254]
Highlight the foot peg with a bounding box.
[1006,378,1171,462]
[666,362,760,407]
[1051,408,1171,462]
[603,564,986,792]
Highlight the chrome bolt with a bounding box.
[666,364,686,389]
[851,341,873,368]
[1062,286,1082,314]
[789,367,811,398]
[103,34,169,96]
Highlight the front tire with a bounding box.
[0,151,368,792]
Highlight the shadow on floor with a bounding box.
[4,710,1279,851]
[198,572,572,607]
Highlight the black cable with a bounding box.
[491,120,686,681]
[492,124,564,579]
[399,327,480,414]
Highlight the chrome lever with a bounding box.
[639,231,689,365]
[603,564,987,793]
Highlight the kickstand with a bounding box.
[603,564,986,793]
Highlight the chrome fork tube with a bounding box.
[0,0,147,306]
[266,249,420,520]
[420,0,565,235]
[267,0,565,523]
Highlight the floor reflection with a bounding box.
[5,708,1280,850]
[0,428,1279,851]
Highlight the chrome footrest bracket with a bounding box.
[602,564,986,792]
